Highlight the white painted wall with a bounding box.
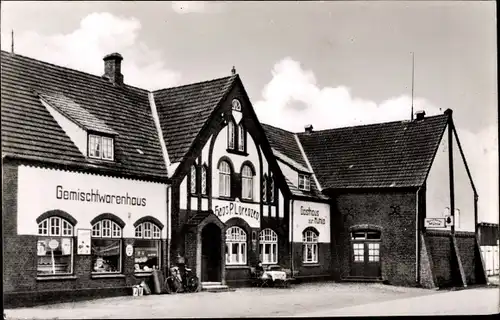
[179,176,187,210]
[201,134,213,166]
[292,200,330,243]
[278,160,298,187]
[278,190,284,218]
[190,198,198,211]
[453,132,475,232]
[17,165,168,239]
[426,127,451,230]
[41,99,87,156]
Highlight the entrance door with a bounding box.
[201,223,222,282]
[350,230,381,278]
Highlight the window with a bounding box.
[368,243,380,262]
[190,165,197,194]
[298,173,310,191]
[219,160,231,197]
[134,222,161,272]
[238,123,245,152]
[241,164,253,200]
[259,229,278,264]
[262,174,268,203]
[232,99,242,111]
[227,121,235,150]
[302,229,318,263]
[89,134,114,160]
[201,165,207,195]
[37,217,74,275]
[91,219,122,273]
[225,226,247,265]
[353,243,364,262]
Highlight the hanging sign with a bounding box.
[424,218,446,228]
[77,229,91,255]
[126,244,134,257]
[48,239,59,250]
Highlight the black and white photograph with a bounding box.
[1,1,498,318]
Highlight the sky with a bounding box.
[1,1,498,223]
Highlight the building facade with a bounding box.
[1,50,488,306]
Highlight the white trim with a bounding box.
[294,134,322,191]
[148,92,171,173]
[272,148,312,173]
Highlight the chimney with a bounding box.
[304,124,314,134]
[103,53,124,85]
[415,110,426,121]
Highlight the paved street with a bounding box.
[5,282,499,319]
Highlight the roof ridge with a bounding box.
[1,50,150,93]
[153,74,237,93]
[296,113,449,135]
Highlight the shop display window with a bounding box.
[91,219,122,273]
[134,222,162,272]
[37,216,74,275]
[259,228,278,264]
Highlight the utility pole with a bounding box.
[11,29,15,54]
[411,51,415,121]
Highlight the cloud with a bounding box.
[255,57,498,223]
[171,1,226,15]
[0,12,181,90]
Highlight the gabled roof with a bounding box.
[261,123,308,168]
[1,50,168,181]
[153,75,237,163]
[297,114,449,189]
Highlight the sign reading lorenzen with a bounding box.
[213,199,260,228]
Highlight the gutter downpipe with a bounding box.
[290,199,295,278]
[416,187,422,284]
[166,185,171,276]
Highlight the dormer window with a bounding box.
[88,134,114,161]
[298,173,310,191]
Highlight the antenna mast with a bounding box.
[411,51,414,121]
[11,29,15,53]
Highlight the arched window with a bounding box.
[227,120,235,150]
[226,226,247,265]
[241,164,254,200]
[134,221,162,272]
[219,160,231,197]
[37,216,74,275]
[190,165,197,194]
[92,219,122,273]
[262,174,268,203]
[238,123,245,152]
[201,165,207,195]
[302,228,319,263]
[259,229,278,264]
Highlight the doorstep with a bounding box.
[201,282,235,293]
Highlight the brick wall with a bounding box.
[424,231,455,287]
[330,190,418,286]
[292,242,332,279]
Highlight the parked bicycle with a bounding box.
[164,265,199,293]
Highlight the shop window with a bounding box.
[201,165,207,195]
[134,222,161,272]
[259,229,278,264]
[302,228,319,263]
[238,123,245,152]
[298,173,310,191]
[91,219,122,274]
[225,226,247,265]
[241,164,254,200]
[88,134,114,161]
[227,120,236,150]
[37,216,74,275]
[218,160,231,197]
[190,165,197,194]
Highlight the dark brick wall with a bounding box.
[330,190,418,286]
[424,231,454,287]
[292,242,332,278]
[419,232,436,289]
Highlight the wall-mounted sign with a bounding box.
[293,201,330,243]
[445,215,454,227]
[424,218,446,228]
[300,206,326,225]
[213,198,260,228]
[126,244,134,257]
[48,239,59,250]
[77,229,91,255]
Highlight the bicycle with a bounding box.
[165,266,200,293]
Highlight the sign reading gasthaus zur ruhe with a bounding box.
[292,200,330,243]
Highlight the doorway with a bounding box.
[201,223,222,282]
[350,230,382,278]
